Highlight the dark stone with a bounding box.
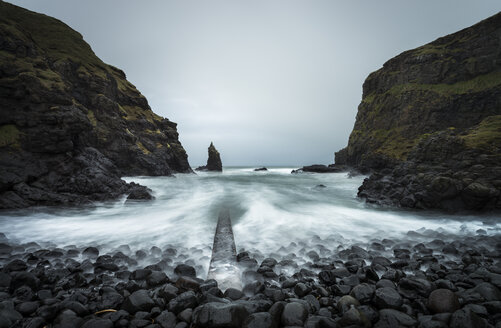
[337,295,360,314]
[242,312,273,328]
[155,310,177,328]
[126,187,154,201]
[281,302,308,326]
[122,290,155,314]
[0,301,23,327]
[294,282,311,297]
[224,288,244,300]
[375,309,417,328]
[253,167,268,171]
[427,289,460,314]
[350,283,376,304]
[450,308,489,328]
[167,291,198,314]
[82,247,99,258]
[374,287,403,309]
[4,259,27,272]
[80,318,113,328]
[16,301,39,316]
[174,264,196,278]
[147,271,168,287]
[192,302,250,327]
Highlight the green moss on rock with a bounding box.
[461,115,501,152]
[0,125,21,148]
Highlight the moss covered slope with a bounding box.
[335,12,501,211]
[336,12,501,169]
[0,2,191,208]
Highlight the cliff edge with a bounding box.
[0,2,191,208]
[335,12,501,211]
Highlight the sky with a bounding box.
[8,1,501,166]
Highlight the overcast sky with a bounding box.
[9,0,501,166]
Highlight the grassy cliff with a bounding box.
[0,2,191,208]
[336,12,501,170]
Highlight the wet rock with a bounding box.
[337,295,360,314]
[254,167,268,172]
[82,247,99,258]
[338,307,371,327]
[427,289,460,314]
[155,310,177,328]
[4,259,27,272]
[375,309,417,328]
[175,276,201,291]
[168,291,198,314]
[16,301,39,316]
[294,282,311,297]
[0,301,23,327]
[192,302,249,327]
[450,308,489,328]
[350,283,375,304]
[122,290,155,314]
[147,271,168,287]
[375,287,403,309]
[174,264,196,278]
[281,302,308,326]
[80,318,113,328]
[224,288,244,300]
[242,312,273,328]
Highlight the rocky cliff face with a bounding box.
[0,2,191,208]
[336,12,501,211]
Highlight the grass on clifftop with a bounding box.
[461,115,501,152]
[388,71,501,97]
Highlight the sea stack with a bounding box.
[196,142,223,172]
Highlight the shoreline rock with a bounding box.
[291,164,348,174]
[1,229,499,327]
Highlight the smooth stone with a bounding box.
[374,287,403,309]
[122,290,155,314]
[242,312,274,328]
[281,302,308,326]
[427,289,460,313]
[192,302,250,327]
[374,309,417,328]
[174,264,196,278]
[350,283,375,304]
[337,295,360,314]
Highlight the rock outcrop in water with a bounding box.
[335,12,501,211]
[0,2,191,209]
[196,142,222,172]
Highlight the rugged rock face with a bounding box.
[196,142,222,172]
[335,12,501,211]
[0,2,191,209]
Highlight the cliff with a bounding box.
[0,2,191,208]
[336,12,501,211]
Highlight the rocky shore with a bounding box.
[1,229,500,327]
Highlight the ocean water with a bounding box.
[1,167,499,277]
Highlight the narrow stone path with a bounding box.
[207,209,242,291]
